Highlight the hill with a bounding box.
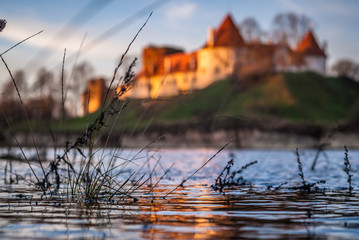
[13,71,359,134]
[115,71,359,130]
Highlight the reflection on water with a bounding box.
[0,148,358,239]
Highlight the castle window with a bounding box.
[215,66,221,75]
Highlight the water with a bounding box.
[0,148,358,239]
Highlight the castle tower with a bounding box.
[205,13,245,48]
[82,78,106,114]
[198,14,245,88]
[295,29,327,74]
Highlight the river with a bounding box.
[0,147,358,239]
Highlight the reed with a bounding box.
[165,138,234,198]
[296,148,306,186]
[211,158,258,193]
[294,148,325,192]
[43,13,152,204]
[343,145,353,193]
[0,14,156,205]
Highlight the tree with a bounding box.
[332,59,359,80]
[272,12,311,47]
[0,70,27,123]
[68,61,94,116]
[2,70,27,101]
[71,61,94,88]
[240,17,262,43]
[33,68,54,97]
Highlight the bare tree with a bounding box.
[32,68,54,97]
[72,61,94,89]
[2,70,27,101]
[25,68,55,119]
[0,70,27,122]
[272,12,311,47]
[68,61,94,116]
[332,59,359,80]
[240,17,262,43]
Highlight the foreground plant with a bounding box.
[0,19,6,32]
[343,145,353,193]
[1,13,153,205]
[294,148,325,192]
[211,158,258,193]
[43,16,150,204]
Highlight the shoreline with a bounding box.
[5,128,359,150]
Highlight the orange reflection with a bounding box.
[138,184,244,239]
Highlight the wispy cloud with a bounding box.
[166,2,197,21]
[0,16,135,80]
[321,1,359,18]
[1,18,78,52]
[276,0,305,14]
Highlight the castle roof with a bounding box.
[166,52,197,73]
[206,14,245,48]
[296,30,326,57]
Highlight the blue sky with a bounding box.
[1,0,359,86]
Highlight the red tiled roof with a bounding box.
[296,30,326,57]
[167,52,197,73]
[142,46,184,76]
[209,14,245,48]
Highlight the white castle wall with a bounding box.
[197,47,240,89]
[130,77,151,99]
[304,56,326,75]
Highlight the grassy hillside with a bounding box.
[281,72,359,123]
[136,71,359,126]
[25,71,359,133]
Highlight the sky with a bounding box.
[1,0,359,89]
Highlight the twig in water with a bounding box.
[148,162,175,195]
[1,55,48,189]
[344,145,353,193]
[295,148,326,192]
[164,138,235,198]
[211,159,258,192]
[1,110,41,188]
[296,148,306,187]
[311,127,337,171]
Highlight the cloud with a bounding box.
[321,1,359,18]
[0,16,138,82]
[1,18,79,53]
[1,16,134,61]
[166,2,197,21]
[276,0,305,14]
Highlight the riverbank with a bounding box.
[2,72,359,150]
[7,126,359,150]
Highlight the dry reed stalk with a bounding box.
[344,145,353,193]
[164,138,235,198]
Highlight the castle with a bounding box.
[81,78,107,114]
[120,13,327,99]
[82,14,327,114]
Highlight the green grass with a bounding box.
[148,71,359,126]
[282,72,359,123]
[13,71,359,133]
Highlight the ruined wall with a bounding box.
[143,46,183,76]
[82,78,106,114]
